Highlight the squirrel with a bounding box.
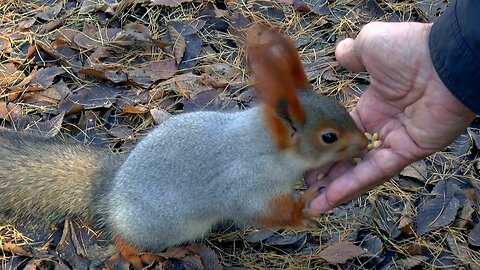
[0,24,368,268]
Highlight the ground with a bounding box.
[0,0,479,269]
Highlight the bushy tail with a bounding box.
[0,130,121,227]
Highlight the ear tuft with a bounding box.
[246,23,309,149]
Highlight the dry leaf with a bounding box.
[0,102,9,120]
[0,63,25,86]
[168,21,202,69]
[168,26,186,64]
[265,233,307,246]
[0,36,13,53]
[150,0,195,7]
[158,246,191,259]
[127,58,177,88]
[447,233,473,262]
[453,199,474,228]
[398,200,415,234]
[469,223,480,246]
[188,244,222,270]
[108,126,134,139]
[243,229,275,243]
[31,66,65,89]
[396,255,428,269]
[123,105,149,114]
[415,196,460,236]
[37,2,63,21]
[2,242,32,257]
[150,108,171,124]
[293,0,330,15]
[319,242,370,264]
[31,112,65,138]
[399,160,428,181]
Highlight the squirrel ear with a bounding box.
[246,23,309,150]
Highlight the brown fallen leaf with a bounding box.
[0,36,13,53]
[31,66,65,89]
[469,223,480,246]
[37,2,63,21]
[398,200,415,235]
[399,160,428,181]
[453,199,474,228]
[319,241,370,264]
[168,25,186,64]
[158,246,191,259]
[187,244,222,270]
[396,255,428,269]
[1,242,32,257]
[30,112,65,138]
[80,0,118,14]
[123,105,149,114]
[79,64,127,83]
[150,108,171,124]
[0,63,25,87]
[168,21,202,69]
[183,89,237,112]
[150,0,195,7]
[108,126,134,139]
[0,102,9,120]
[446,233,478,269]
[243,229,275,243]
[265,233,307,246]
[127,58,177,88]
[38,17,66,34]
[415,181,462,236]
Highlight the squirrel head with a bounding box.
[246,23,367,167]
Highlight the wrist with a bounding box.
[428,0,480,115]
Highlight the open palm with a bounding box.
[309,22,476,212]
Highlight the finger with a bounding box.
[335,38,366,73]
[309,148,409,213]
[304,162,336,186]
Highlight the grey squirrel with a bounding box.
[0,24,367,268]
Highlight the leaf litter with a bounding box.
[1,0,480,269]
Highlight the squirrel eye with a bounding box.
[321,132,338,144]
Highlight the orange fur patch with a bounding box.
[255,193,307,228]
[115,237,163,269]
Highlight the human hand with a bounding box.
[307,22,476,213]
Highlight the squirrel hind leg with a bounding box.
[115,237,163,269]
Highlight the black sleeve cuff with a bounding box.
[429,0,480,114]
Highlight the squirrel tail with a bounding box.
[0,130,120,227]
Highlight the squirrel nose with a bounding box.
[350,131,368,155]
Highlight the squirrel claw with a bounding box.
[303,216,319,229]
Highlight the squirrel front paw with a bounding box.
[255,187,324,229]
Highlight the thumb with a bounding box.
[335,38,366,73]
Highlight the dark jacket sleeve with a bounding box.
[429,0,480,114]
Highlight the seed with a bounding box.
[364,132,373,140]
[317,173,325,181]
[372,132,379,141]
[353,157,362,164]
[373,140,382,149]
